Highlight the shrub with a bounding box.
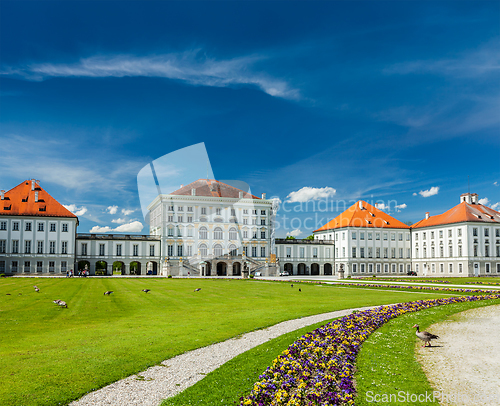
[167,275,173,278]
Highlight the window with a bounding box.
[439,230,443,238]
[407,248,411,258]
[352,232,356,240]
[214,227,223,240]
[448,229,452,238]
[368,247,373,258]
[177,206,183,212]
[360,232,364,240]
[423,232,426,239]
[187,206,193,212]
[243,230,248,239]
[431,247,435,258]
[449,245,453,257]
[24,261,31,272]
[376,247,380,258]
[25,240,31,254]
[383,233,388,241]
[376,233,380,240]
[360,247,365,258]
[38,223,44,232]
[485,245,489,257]
[399,264,404,273]
[261,219,266,225]
[0,240,5,253]
[99,244,105,256]
[81,243,87,256]
[300,247,305,258]
[326,248,331,258]
[360,264,365,273]
[133,244,138,256]
[0,261,5,273]
[37,261,43,273]
[13,222,19,231]
[12,240,19,253]
[177,226,182,237]
[261,247,266,257]
[384,248,388,258]
[485,228,489,237]
[384,264,389,273]
[473,228,478,237]
[474,245,478,257]
[431,231,434,239]
[49,261,55,272]
[342,232,346,240]
[352,247,356,258]
[261,231,266,239]
[199,244,207,257]
[416,248,419,258]
[313,247,318,258]
[229,228,237,240]
[187,216,193,223]
[459,263,463,273]
[243,219,248,225]
[167,226,174,237]
[62,223,68,232]
[167,245,173,256]
[252,246,257,257]
[116,244,122,256]
[440,246,444,258]
[178,216,183,223]
[449,264,453,273]
[201,207,207,215]
[415,233,419,241]
[391,233,395,241]
[458,228,462,237]
[496,228,500,237]
[286,247,291,258]
[392,264,396,273]
[252,210,257,215]
[406,233,410,241]
[342,247,345,257]
[243,209,248,215]
[252,231,257,239]
[199,227,208,239]
[177,245,183,257]
[398,233,403,241]
[187,245,193,256]
[168,205,174,211]
[252,219,257,225]
[352,264,357,273]
[216,208,221,216]
[50,223,56,232]
[368,233,372,240]
[497,246,500,258]
[376,264,381,273]
[50,241,55,254]
[150,245,155,256]
[399,248,403,258]
[368,264,373,273]
[0,221,6,230]
[26,222,32,231]
[458,245,462,256]
[261,210,266,215]
[391,248,396,258]
[440,263,444,273]
[168,215,174,222]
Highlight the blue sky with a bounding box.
[1,1,499,237]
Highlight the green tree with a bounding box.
[305,235,314,240]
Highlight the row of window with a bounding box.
[0,240,68,254]
[415,227,500,240]
[165,216,267,225]
[167,206,267,216]
[415,245,500,258]
[351,263,411,273]
[351,231,409,241]
[351,247,410,259]
[166,226,266,240]
[164,244,267,258]
[0,221,69,232]
[414,263,500,274]
[0,260,67,273]
[285,247,330,259]
[80,243,156,257]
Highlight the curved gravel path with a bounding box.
[70,305,381,406]
[417,304,500,406]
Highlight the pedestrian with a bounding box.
[66,270,69,278]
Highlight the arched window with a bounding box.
[229,244,237,256]
[167,226,174,237]
[199,244,208,257]
[199,227,208,240]
[214,227,223,240]
[214,244,223,257]
[229,228,238,240]
[176,226,182,237]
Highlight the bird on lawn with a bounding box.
[104,291,113,295]
[58,301,68,308]
[142,289,151,293]
[413,324,439,347]
[53,299,61,304]
[33,285,38,289]
[35,287,40,292]
[194,288,201,292]
[291,284,293,288]
[298,288,301,292]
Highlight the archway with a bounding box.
[130,261,141,275]
[78,260,90,272]
[113,261,125,275]
[324,263,333,275]
[217,262,227,276]
[204,261,212,276]
[284,263,293,275]
[311,263,320,275]
[232,262,241,276]
[298,263,306,275]
[146,261,158,275]
[95,261,108,276]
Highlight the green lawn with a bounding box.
[0,277,473,406]
[354,298,500,405]
[340,276,500,286]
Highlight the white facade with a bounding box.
[0,216,77,275]
[147,181,274,276]
[276,239,335,275]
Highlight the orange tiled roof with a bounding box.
[412,201,500,228]
[314,200,410,232]
[170,179,260,199]
[0,180,78,219]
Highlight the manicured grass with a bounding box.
[0,278,461,406]
[354,298,500,405]
[162,318,337,406]
[343,276,500,286]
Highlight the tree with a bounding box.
[305,235,314,240]
[285,235,296,240]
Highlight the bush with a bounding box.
[0,273,5,278]
[167,275,173,278]
[249,274,255,279]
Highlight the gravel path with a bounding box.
[70,305,380,406]
[417,304,500,406]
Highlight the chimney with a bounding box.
[239,191,244,199]
[471,193,479,204]
[180,184,184,188]
[0,190,4,200]
[191,188,196,196]
[460,193,472,204]
[31,179,36,191]
[358,201,363,210]
[35,191,39,202]
[425,212,429,220]
[261,193,266,199]
[35,180,40,189]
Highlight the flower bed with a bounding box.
[354,277,451,284]
[466,281,500,286]
[240,294,500,405]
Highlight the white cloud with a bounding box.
[286,186,337,203]
[419,187,439,198]
[2,51,300,100]
[107,205,118,215]
[286,229,302,238]
[412,192,417,196]
[121,208,135,216]
[491,202,500,211]
[63,204,88,217]
[479,197,490,206]
[494,181,498,186]
[89,220,144,233]
[111,218,127,224]
[395,203,407,211]
[375,202,388,211]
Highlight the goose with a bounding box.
[413,324,439,347]
[58,301,68,308]
[142,289,151,293]
[194,288,201,292]
[35,288,40,292]
[104,291,113,295]
[53,299,62,304]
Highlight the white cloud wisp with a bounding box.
[89,220,144,233]
[286,186,337,203]
[419,187,440,198]
[63,204,88,217]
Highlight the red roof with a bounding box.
[314,200,410,232]
[0,180,78,219]
[170,179,260,199]
[412,201,500,228]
